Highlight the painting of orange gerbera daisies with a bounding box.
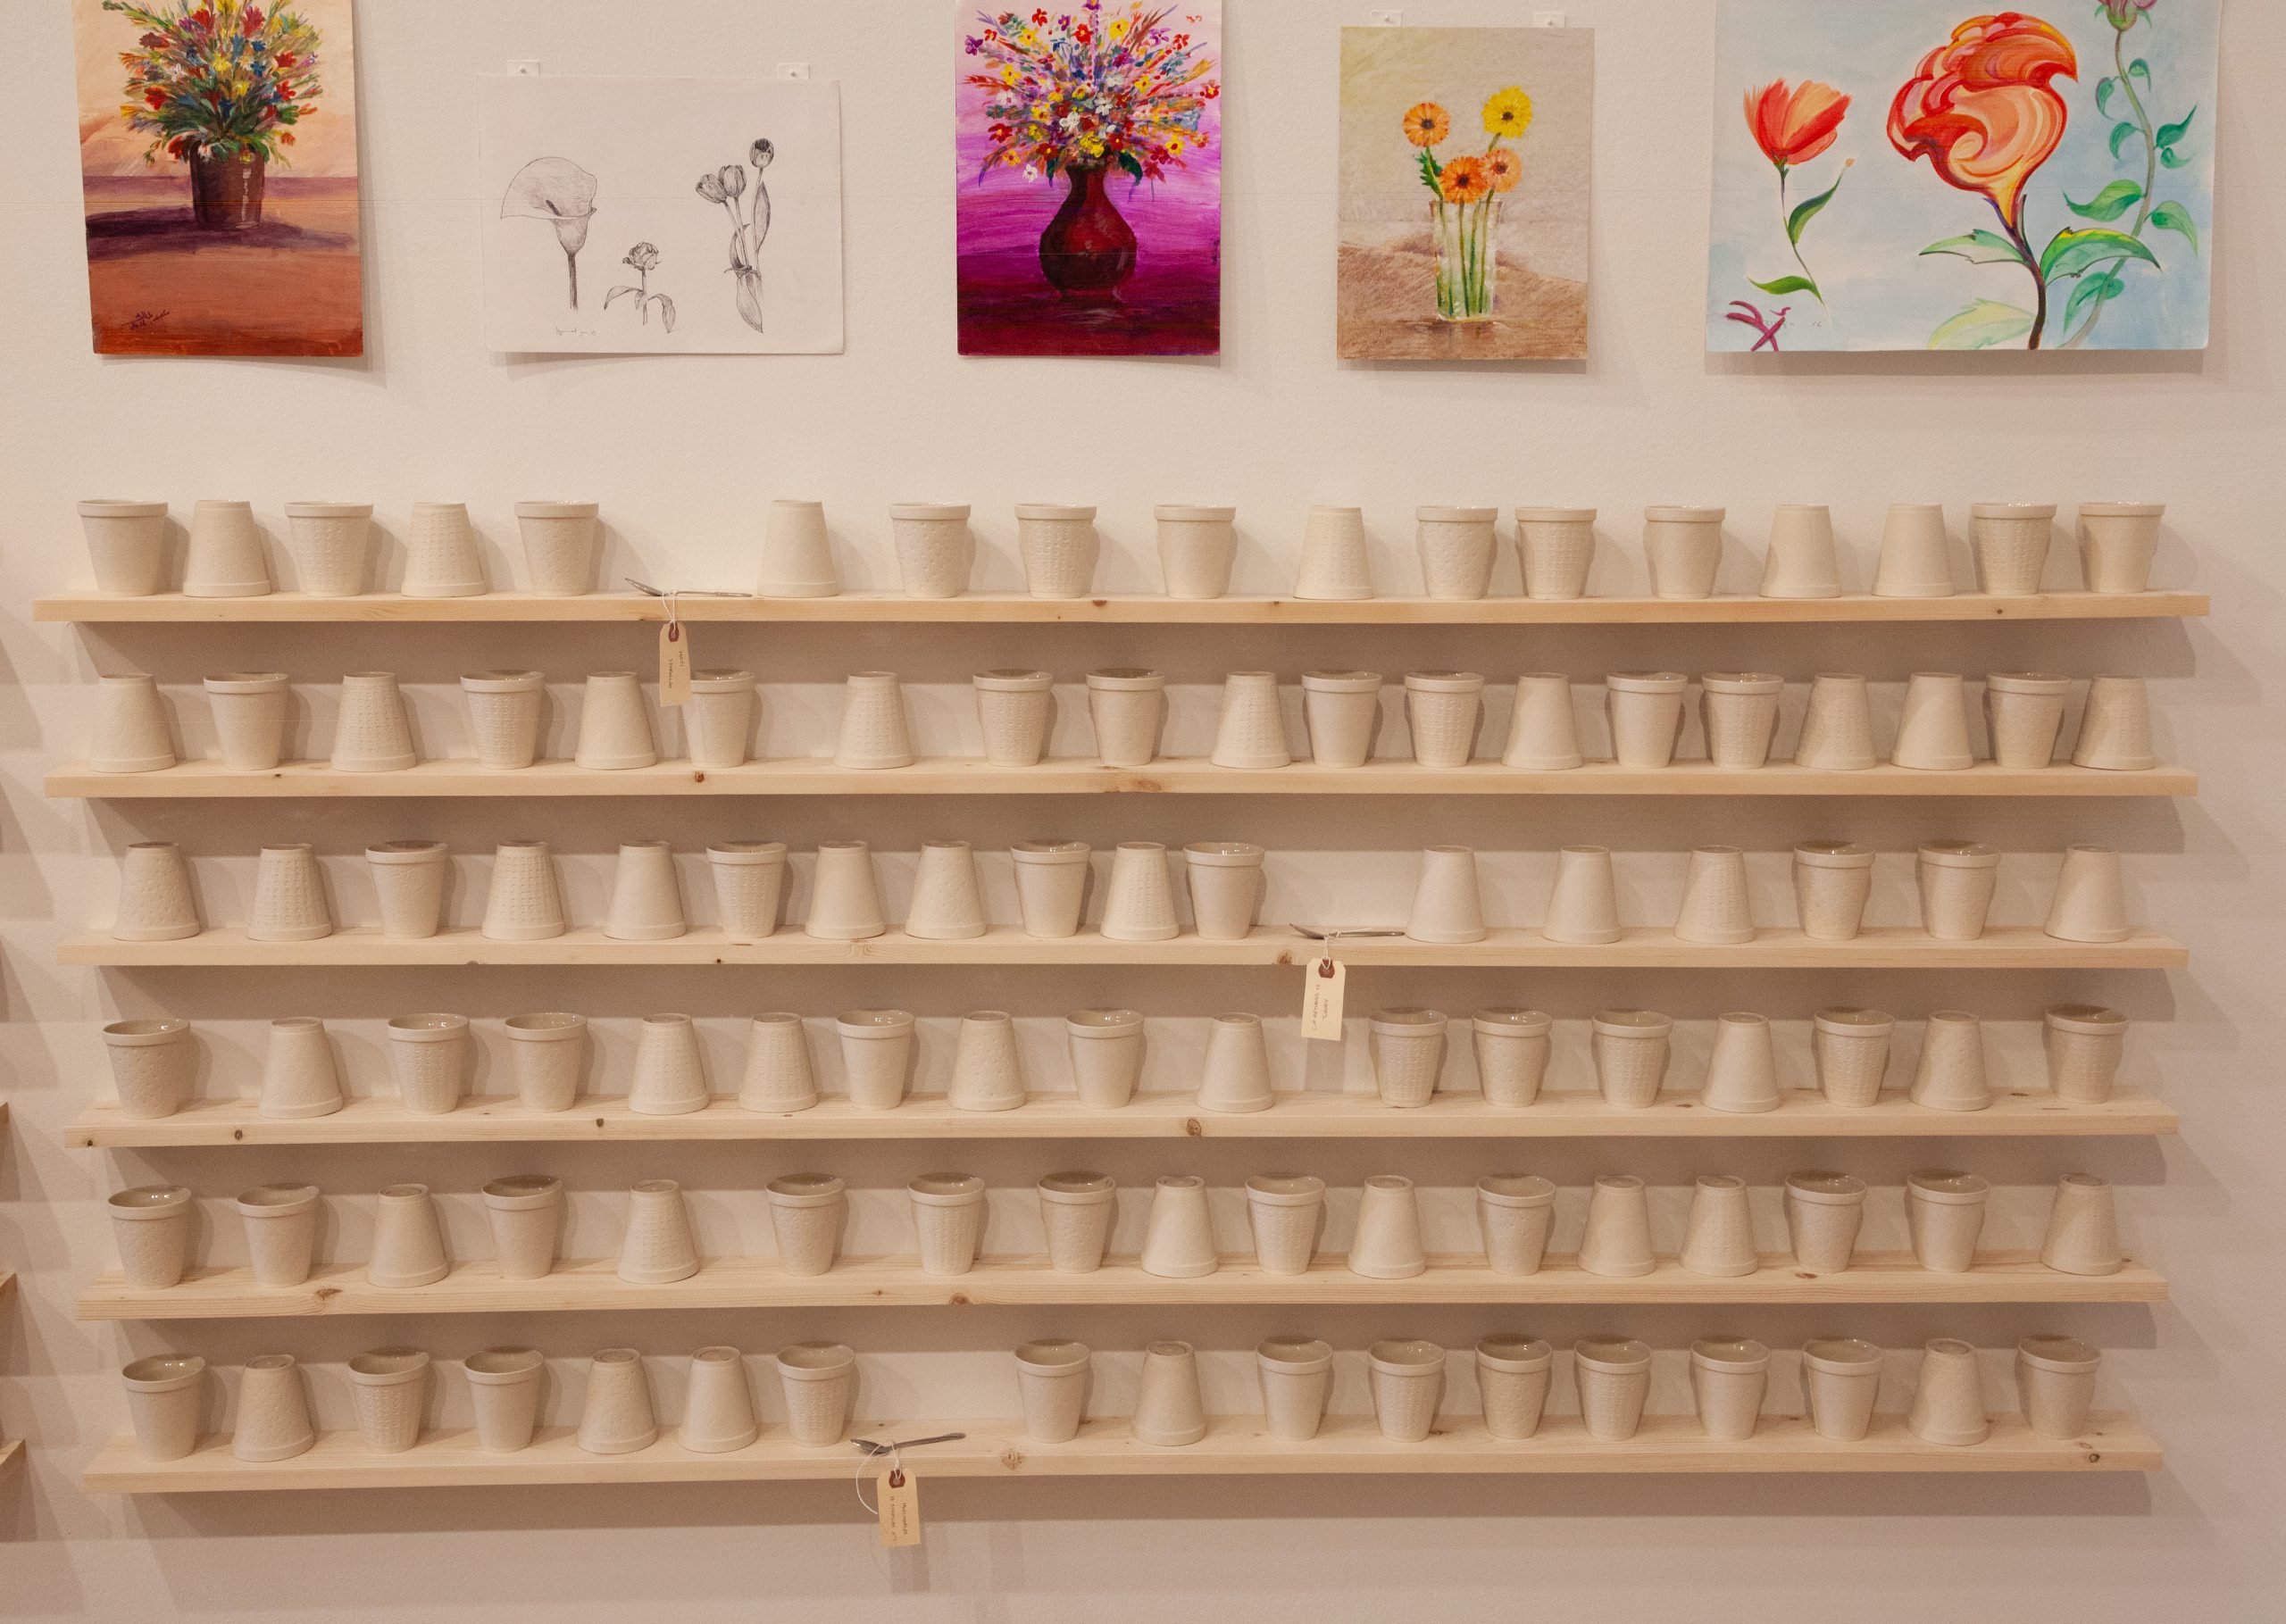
[1482,147,1522,193]
[1436,154,1490,204]
[1401,102,1449,146]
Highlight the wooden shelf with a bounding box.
[77,1252,2165,1322]
[81,1412,2161,1491]
[46,758,2198,800]
[57,924,2190,970]
[35,590,2210,625]
[68,1088,2179,1148]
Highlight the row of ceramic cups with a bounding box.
[72,498,2173,602]
[98,1001,2132,1125]
[116,1332,2112,1464]
[88,665,2162,777]
[91,662,2166,779]
[104,1168,2127,1294]
[118,1341,860,1463]
[104,837,2146,948]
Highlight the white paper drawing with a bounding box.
[480,76,844,354]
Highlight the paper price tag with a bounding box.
[877,1468,922,1546]
[658,620,693,706]
[1300,956,1347,1040]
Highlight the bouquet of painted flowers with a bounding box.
[105,0,322,163]
[1403,87,1533,321]
[964,2,1220,184]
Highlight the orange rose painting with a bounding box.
[1709,1,2216,352]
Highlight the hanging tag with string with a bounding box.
[658,590,693,706]
[1299,929,1347,1040]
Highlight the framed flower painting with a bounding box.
[955,3,1223,356]
[1706,0,2220,352]
[71,0,364,356]
[1335,26,1595,362]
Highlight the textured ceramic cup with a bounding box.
[2079,502,2165,595]
[515,500,600,595]
[1690,1338,1771,1440]
[1294,504,1374,600]
[109,1184,193,1288]
[80,499,170,595]
[1606,671,1688,768]
[1910,1011,1992,1112]
[765,1172,847,1277]
[627,1012,709,1116]
[572,672,656,770]
[1406,845,1487,945]
[1473,1008,1553,1107]
[1794,840,1875,940]
[1506,673,1583,770]
[369,1183,450,1287]
[1578,1174,1656,1277]
[1101,842,1180,942]
[1917,841,2000,940]
[805,841,886,941]
[1228,1172,1316,1277]
[1015,503,1098,598]
[248,843,332,943]
[683,670,755,768]
[1984,672,2072,769]
[1794,672,1878,770]
[909,1172,988,1275]
[1368,1007,1448,1107]
[1675,845,1755,945]
[386,1012,470,1115]
[505,1012,587,1111]
[1906,1170,1990,1272]
[464,1347,546,1453]
[1543,845,1622,944]
[2016,1336,2101,1438]
[1257,1337,1334,1441]
[739,1012,818,1115]
[1478,1174,1556,1275]
[1784,1171,1867,1272]
[482,1174,563,1281]
[401,502,488,597]
[1802,1338,1885,1441]
[113,840,200,941]
[1300,670,1382,767]
[204,671,288,770]
[1133,1340,1208,1446]
[757,499,838,597]
[947,1009,1026,1112]
[1418,505,1499,599]
[285,501,374,596]
[1086,669,1166,767]
[237,1182,321,1287]
[1197,1012,1275,1112]
[258,1016,344,1119]
[1404,670,1485,769]
[1368,1338,1447,1442]
[2046,845,2132,944]
[1348,1174,1426,1279]
[1643,505,1725,599]
[777,1344,858,1447]
[122,1353,205,1461]
[348,1347,432,1453]
[834,671,914,770]
[483,841,567,942]
[1573,1337,1654,1441]
[1141,1174,1220,1279]
[837,1009,914,1111]
[577,1348,658,1454]
[92,672,177,773]
[233,1352,316,1462]
[1184,842,1264,940]
[906,841,989,941]
[1014,1339,1093,1443]
[709,842,788,940]
[1476,1336,1555,1439]
[1971,502,2056,595]
[1592,1010,1673,1108]
[1065,1008,1145,1107]
[2045,1004,2128,1103]
[2073,675,2158,770]
[1761,504,1843,598]
[1013,840,1091,937]
[102,1018,193,1120]
[1516,506,1597,600]
[974,670,1055,767]
[1157,504,1238,598]
[367,841,447,939]
[1680,1173,1758,1278]
[1907,1338,1990,1446]
[183,499,271,596]
[618,1179,701,1284]
[1038,1171,1117,1272]
[1813,1008,1894,1107]
[891,503,972,597]
[1873,503,1956,597]
[2040,1174,2124,1276]
[1699,672,1784,769]
[1892,672,1975,770]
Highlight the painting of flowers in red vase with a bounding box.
[71,0,363,356]
[1707,0,2218,352]
[956,2,1222,356]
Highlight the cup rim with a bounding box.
[1477,1336,1555,1371]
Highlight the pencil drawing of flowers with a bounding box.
[605,242,675,331]
[697,139,773,332]
[501,156,598,309]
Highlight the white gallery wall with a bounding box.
[2,0,2282,1619]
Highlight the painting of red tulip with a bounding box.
[1707,0,2217,351]
[71,0,363,356]
[1338,26,1593,361]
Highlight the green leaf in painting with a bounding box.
[2129,58,2151,84]
[2150,201,2199,252]
[1929,299,2037,350]
[2156,107,2198,149]
[1785,173,1846,245]
[2160,146,2193,169]
[2097,77,2115,114]
[1748,274,1818,296]
[2111,121,2144,159]
[2065,270,2128,330]
[2040,228,2161,281]
[1921,229,2029,265]
[1116,149,1146,180]
[2065,180,2144,221]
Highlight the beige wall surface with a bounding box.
[2,1,2281,1620]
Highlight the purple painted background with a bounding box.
[954,4,1222,356]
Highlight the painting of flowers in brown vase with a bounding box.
[71,0,363,356]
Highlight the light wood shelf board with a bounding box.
[81,1412,2160,1491]
[36,590,2211,625]
[45,757,2198,800]
[67,1088,2178,1148]
[76,1251,2165,1321]
[57,924,2190,970]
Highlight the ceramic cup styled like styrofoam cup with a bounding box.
[461,670,544,770]
[1573,1338,1654,1441]
[806,841,886,941]
[1910,1011,1992,1112]
[1038,1171,1117,1272]
[464,1346,546,1453]
[1984,672,2072,769]
[906,841,989,942]
[1014,1339,1093,1443]
[204,671,288,770]
[2016,1336,2101,1438]
[1802,1337,1885,1441]
[1368,1338,1447,1442]
[1418,506,1498,599]
[1516,506,1597,600]
[683,670,755,768]
[1971,502,2056,596]
[1506,672,1583,770]
[1014,504,1098,598]
[1294,505,1374,600]
[757,499,839,597]
[1245,1173,1326,1276]
[574,672,657,770]
[908,1173,987,1276]
[1690,1337,1771,1440]
[1760,504,1843,598]
[1406,845,1487,945]
[1348,1174,1426,1279]
[1086,669,1165,768]
[1679,1173,1757,1278]
[2073,675,2158,770]
[113,840,200,941]
[348,1347,432,1453]
[1256,1337,1334,1441]
[1477,1174,1556,1276]
[1794,672,1878,770]
[80,499,170,595]
[765,1173,847,1278]
[505,1012,586,1111]
[237,1181,321,1287]
[1917,841,1999,940]
[1643,505,1724,599]
[1476,1335,1555,1439]
[1184,842,1264,941]
[891,503,973,598]
[102,1018,193,1120]
[1140,1175,1219,1279]
[577,1347,658,1455]
[515,500,600,595]
[1133,1340,1208,1447]
[617,1180,701,1285]
[1873,503,1956,597]
[367,841,447,939]
[1065,1009,1144,1108]
[974,670,1055,767]
[1101,842,1180,942]
[2045,1004,2128,1103]
[1300,670,1382,767]
[1156,504,1238,599]
[709,842,788,940]
[401,502,488,597]
[1013,841,1090,938]
[2079,502,2165,595]
[1908,1338,1990,1446]
[1368,1007,1447,1108]
[1473,1008,1553,1107]
[283,501,373,596]
[1197,1012,1275,1112]
[1591,1010,1673,1108]
[834,671,914,770]
[386,1012,470,1115]
[1606,671,1688,769]
[837,1010,914,1111]
[1699,672,1784,770]
[122,1353,205,1461]
[1906,1170,1990,1272]
[1794,840,1874,940]
[183,499,271,597]
[233,1352,316,1463]
[1544,845,1621,944]
[1577,1174,1656,1278]
[109,1184,193,1288]
[1404,670,1485,769]
[1784,1171,1867,1272]
[92,673,176,773]
[1813,1008,1894,1107]
[482,1174,563,1281]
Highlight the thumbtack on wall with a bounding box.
[1370,10,1402,26]
[776,62,812,80]
[1534,12,1569,26]
[507,60,541,77]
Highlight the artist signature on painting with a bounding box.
[127,310,170,329]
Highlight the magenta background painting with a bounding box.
[955,4,1222,356]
